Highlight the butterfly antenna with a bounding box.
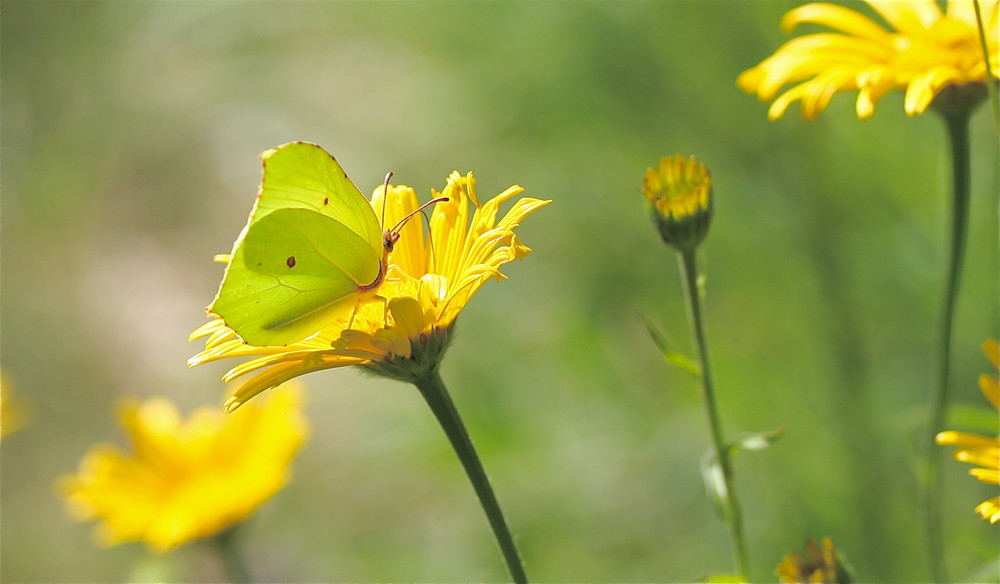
[388,196,449,236]
[380,172,393,229]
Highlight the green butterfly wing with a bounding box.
[208,142,384,346]
[252,142,383,250]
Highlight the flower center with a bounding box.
[646,171,710,220]
[892,17,983,78]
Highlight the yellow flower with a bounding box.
[936,338,1000,523]
[1,373,31,438]
[189,172,550,411]
[776,538,853,584]
[738,0,999,120]
[57,386,307,552]
[642,155,712,253]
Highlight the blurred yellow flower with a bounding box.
[642,154,712,253]
[1,373,31,438]
[58,386,307,552]
[738,0,999,120]
[190,172,550,412]
[936,338,1000,523]
[776,538,853,584]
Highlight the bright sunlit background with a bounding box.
[3,1,998,582]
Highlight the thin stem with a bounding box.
[678,249,749,580]
[213,526,251,584]
[924,106,973,584]
[413,367,528,584]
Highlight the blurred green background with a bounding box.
[2,1,998,582]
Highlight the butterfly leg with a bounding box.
[378,294,390,327]
[347,298,361,330]
[344,295,391,330]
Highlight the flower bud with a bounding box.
[643,155,712,252]
[776,538,853,584]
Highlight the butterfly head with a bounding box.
[383,195,450,255]
[383,230,401,254]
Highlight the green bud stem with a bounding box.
[413,368,528,583]
[678,249,750,580]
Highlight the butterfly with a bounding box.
[207,141,443,346]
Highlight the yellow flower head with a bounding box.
[189,172,550,411]
[776,538,853,584]
[936,338,1000,523]
[57,386,307,552]
[642,155,712,253]
[738,0,1000,120]
[1,373,31,439]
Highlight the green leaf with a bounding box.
[641,316,700,377]
[700,428,784,523]
[727,427,785,458]
[700,450,733,524]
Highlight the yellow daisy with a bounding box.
[1,373,31,438]
[738,0,999,120]
[776,538,853,584]
[936,339,1000,523]
[57,386,307,552]
[189,172,550,411]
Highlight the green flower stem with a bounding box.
[213,526,251,584]
[414,368,528,584]
[924,103,974,584]
[678,248,749,580]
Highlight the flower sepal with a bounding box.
[360,324,454,385]
[931,81,989,120]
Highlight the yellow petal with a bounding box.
[855,71,896,118]
[981,373,1000,410]
[935,430,996,448]
[802,69,858,117]
[953,447,1000,470]
[903,66,964,115]
[984,339,1000,370]
[865,0,943,35]
[970,467,1000,485]
[781,2,893,42]
[768,82,811,119]
[974,496,1000,523]
[947,0,999,29]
